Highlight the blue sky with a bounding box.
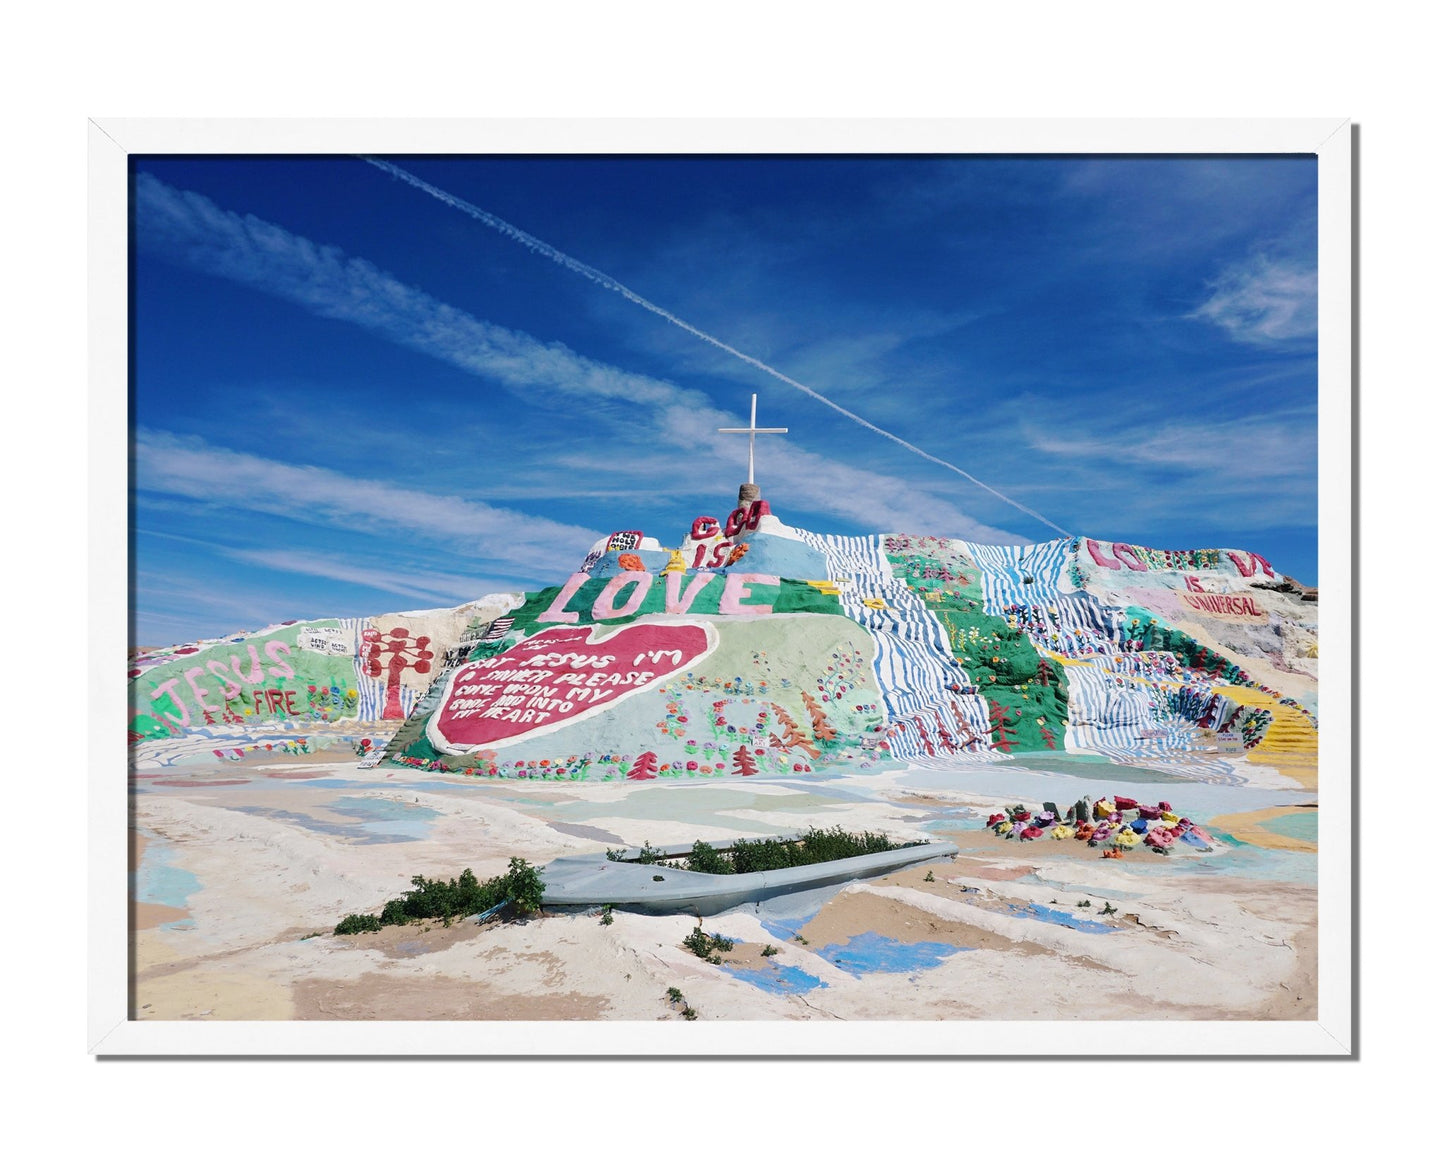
[131,154,1318,647]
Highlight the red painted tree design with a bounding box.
[800,690,838,744]
[1199,693,1223,728]
[362,626,434,720]
[626,751,659,780]
[731,746,760,776]
[947,699,980,748]
[913,716,936,756]
[770,703,820,759]
[986,699,1020,753]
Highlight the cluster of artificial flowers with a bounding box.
[985,795,1214,857]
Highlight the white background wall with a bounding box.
[8,4,1415,1168]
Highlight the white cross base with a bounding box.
[717,393,787,485]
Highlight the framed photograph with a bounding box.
[92,118,1352,1056]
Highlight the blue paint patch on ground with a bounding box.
[227,805,407,845]
[753,882,850,939]
[921,811,985,833]
[784,780,891,803]
[373,778,476,794]
[816,931,966,975]
[922,822,971,833]
[1009,902,1117,933]
[327,796,440,842]
[1177,834,1318,884]
[224,796,441,845]
[132,839,201,927]
[284,776,478,795]
[759,916,811,941]
[724,962,828,995]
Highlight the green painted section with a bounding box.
[1260,810,1318,844]
[129,621,361,742]
[506,574,843,635]
[885,538,1069,754]
[385,614,889,782]
[1122,606,1254,685]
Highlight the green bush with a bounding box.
[727,836,796,873]
[682,926,734,963]
[336,859,544,932]
[801,826,900,860]
[635,842,669,865]
[685,839,735,875]
[503,857,545,915]
[334,913,382,935]
[716,826,924,876]
[608,827,925,878]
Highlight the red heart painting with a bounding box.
[427,621,717,753]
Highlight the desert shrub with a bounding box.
[635,842,669,865]
[720,826,926,875]
[336,860,544,932]
[502,857,545,914]
[799,825,899,861]
[334,913,382,935]
[682,927,734,963]
[727,836,797,874]
[685,839,735,875]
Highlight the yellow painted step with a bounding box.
[1213,683,1318,782]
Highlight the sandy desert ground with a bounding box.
[129,743,1317,1025]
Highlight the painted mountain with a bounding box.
[128,501,1318,786]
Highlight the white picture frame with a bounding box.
[91,117,1353,1056]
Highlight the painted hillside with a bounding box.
[128,498,1319,785]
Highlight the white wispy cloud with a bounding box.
[653,404,1034,545]
[1191,255,1318,346]
[134,172,691,412]
[135,173,1036,545]
[1022,409,1317,529]
[134,428,603,575]
[362,158,1068,536]
[131,567,328,646]
[227,549,506,604]
[1028,410,1314,476]
[135,525,510,602]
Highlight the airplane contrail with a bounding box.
[361,155,1070,537]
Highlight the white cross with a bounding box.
[717,394,787,485]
